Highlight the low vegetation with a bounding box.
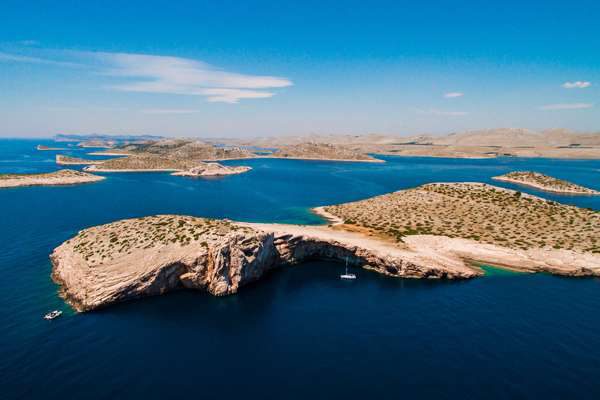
[324,183,599,253]
[0,169,95,180]
[272,142,379,161]
[67,215,252,265]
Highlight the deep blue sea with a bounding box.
[1,139,599,399]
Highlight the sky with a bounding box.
[0,0,599,138]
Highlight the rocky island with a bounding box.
[172,163,251,177]
[83,153,252,176]
[56,155,104,165]
[493,171,600,195]
[51,183,599,311]
[91,138,383,162]
[84,154,191,172]
[91,139,255,161]
[78,140,115,148]
[0,169,105,188]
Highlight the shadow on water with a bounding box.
[95,260,470,321]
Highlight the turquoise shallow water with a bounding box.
[1,139,600,399]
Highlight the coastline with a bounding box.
[311,206,344,225]
[51,207,600,311]
[0,172,105,188]
[84,166,179,173]
[264,155,385,163]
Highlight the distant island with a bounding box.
[493,171,600,195]
[82,154,252,177]
[51,182,599,311]
[0,169,105,188]
[215,128,600,159]
[77,140,115,148]
[56,155,103,165]
[54,133,164,142]
[90,138,384,163]
[267,142,382,162]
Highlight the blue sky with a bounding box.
[1,0,599,137]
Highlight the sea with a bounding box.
[1,138,599,399]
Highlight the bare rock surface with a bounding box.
[172,163,251,177]
[51,215,481,311]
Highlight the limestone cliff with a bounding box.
[51,215,477,311]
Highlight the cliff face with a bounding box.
[51,215,476,312]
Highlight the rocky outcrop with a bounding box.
[172,163,251,177]
[0,169,105,188]
[56,155,104,165]
[51,215,479,312]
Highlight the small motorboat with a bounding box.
[44,310,63,320]
[340,257,357,280]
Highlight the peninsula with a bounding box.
[493,171,600,195]
[51,183,599,311]
[0,169,105,188]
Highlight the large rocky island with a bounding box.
[91,138,383,162]
[56,155,104,165]
[51,183,599,311]
[493,171,600,195]
[83,154,252,177]
[0,169,105,188]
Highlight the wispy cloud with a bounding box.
[444,92,464,98]
[141,108,200,114]
[0,51,80,67]
[417,108,469,116]
[93,52,292,103]
[539,103,593,110]
[0,49,293,103]
[562,81,591,89]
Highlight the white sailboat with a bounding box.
[44,310,62,320]
[340,256,356,280]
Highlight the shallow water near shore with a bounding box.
[1,139,600,399]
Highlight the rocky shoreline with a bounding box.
[50,215,480,312]
[172,164,252,177]
[56,155,103,165]
[0,169,105,188]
